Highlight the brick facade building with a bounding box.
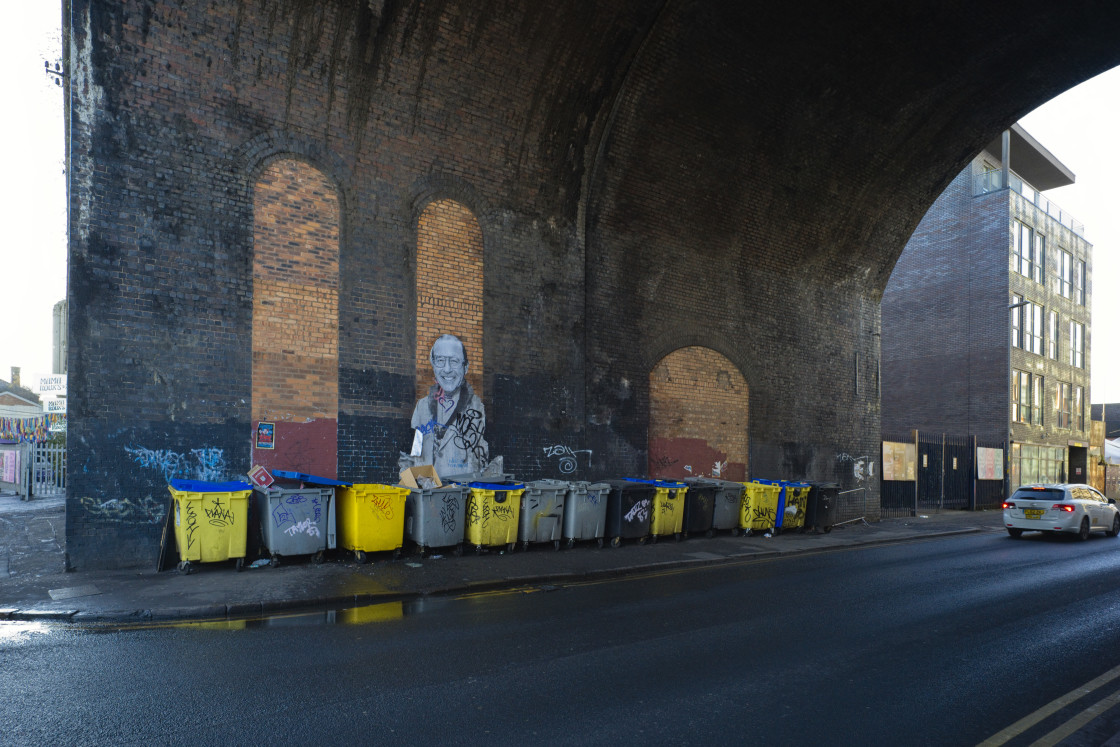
[63,1,1120,568]
[882,125,1094,490]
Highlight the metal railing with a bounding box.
[973,171,1085,236]
[0,441,65,499]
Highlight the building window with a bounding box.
[1012,369,1034,424]
[1057,250,1072,298]
[1070,321,1084,368]
[1011,296,1043,355]
[1057,382,1072,429]
[1012,220,1044,283]
[1075,385,1084,432]
[1011,444,1067,489]
[1033,375,1044,427]
[1047,310,1059,360]
[1074,259,1086,306]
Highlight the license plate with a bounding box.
[1024,509,1044,519]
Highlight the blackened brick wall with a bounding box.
[65,0,1120,567]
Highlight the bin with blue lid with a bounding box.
[463,481,525,554]
[167,479,253,573]
[252,483,337,567]
[626,478,688,543]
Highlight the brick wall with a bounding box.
[415,199,484,399]
[648,347,748,481]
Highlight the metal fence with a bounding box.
[881,433,1006,518]
[0,440,66,499]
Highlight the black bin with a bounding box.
[805,482,840,533]
[604,479,656,547]
[680,479,718,538]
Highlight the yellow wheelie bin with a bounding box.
[168,479,253,573]
[464,482,525,553]
[778,481,811,533]
[336,483,410,563]
[740,479,782,535]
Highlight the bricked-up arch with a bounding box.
[649,347,748,481]
[252,159,340,477]
[415,199,484,399]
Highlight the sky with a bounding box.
[0,9,1117,404]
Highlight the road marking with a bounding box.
[1029,688,1120,746]
[978,662,1120,746]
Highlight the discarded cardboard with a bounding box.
[400,465,442,489]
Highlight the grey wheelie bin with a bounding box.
[404,483,468,556]
[252,485,336,566]
[604,479,656,548]
[805,482,840,533]
[518,479,569,550]
[562,481,611,548]
[686,477,746,535]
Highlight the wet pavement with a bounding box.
[0,488,1006,623]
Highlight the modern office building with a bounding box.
[882,124,1093,490]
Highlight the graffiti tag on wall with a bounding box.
[542,445,592,474]
[124,445,228,482]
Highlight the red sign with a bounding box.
[248,464,274,488]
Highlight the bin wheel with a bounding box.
[596,537,604,549]
[312,551,323,564]
[453,544,463,557]
[553,540,561,551]
[744,528,753,537]
[354,550,368,564]
[235,558,244,572]
[705,529,714,539]
[823,525,832,534]
[522,541,530,551]
[177,560,193,575]
[611,536,621,548]
[648,535,656,545]
[392,548,402,561]
[566,538,576,550]
[270,554,280,568]
[417,546,427,559]
[674,532,681,542]
[474,545,483,555]
[507,542,516,553]
[731,527,740,537]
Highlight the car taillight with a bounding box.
[1002,501,1015,509]
[1052,504,1076,513]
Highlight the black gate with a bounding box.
[880,432,1006,517]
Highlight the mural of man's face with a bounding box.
[431,337,467,395]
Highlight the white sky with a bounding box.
[0,9,1117,404]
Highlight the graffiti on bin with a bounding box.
[752,505,776,524]
[492,503,514,521]
[205,496,235,527]
[272,494,322,530]
[624,498,651,524]
[439,494,457,534]
[272,501,293,528]
[284,518,320,538]
[585,490,602,505]
[542,445,592,474]
[184,502,200,549]
[369,495,394,520]
[659,499,675,514]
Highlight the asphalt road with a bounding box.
[4,529,1120,745]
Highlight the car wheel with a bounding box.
[1078,516,1091,541]
[1108,515,1120,538]
[1007,527,1023,539]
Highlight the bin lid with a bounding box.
[468,481,525,490]
[169,479,253,492]
[271,470,352,487]
[625,477,688,488]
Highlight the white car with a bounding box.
[1003,483,1120,540]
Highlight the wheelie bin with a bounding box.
[404,482,468,556]
[168,479,253,573]
[740,479,782,535]
[805,482,840,533]
[518,479,569,550]
[252,485,336,566]
[562,481,611,548]
[686,477,747,535]
[464,482,525,553]
[604,479,657,547]
[778,481,811,533]
[626,478,687,543]
[336,483,410,563]
[679,478,719,538]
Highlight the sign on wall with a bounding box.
[38,375,66,395]
[43,399,66,414]
[882,441,916,481]
[976,446,1004,480]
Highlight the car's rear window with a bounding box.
[1011,488,1064,501]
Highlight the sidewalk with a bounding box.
[0,490,1006,624]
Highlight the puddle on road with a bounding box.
[0,621,52,642]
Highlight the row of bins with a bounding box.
[166,476,840,571]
